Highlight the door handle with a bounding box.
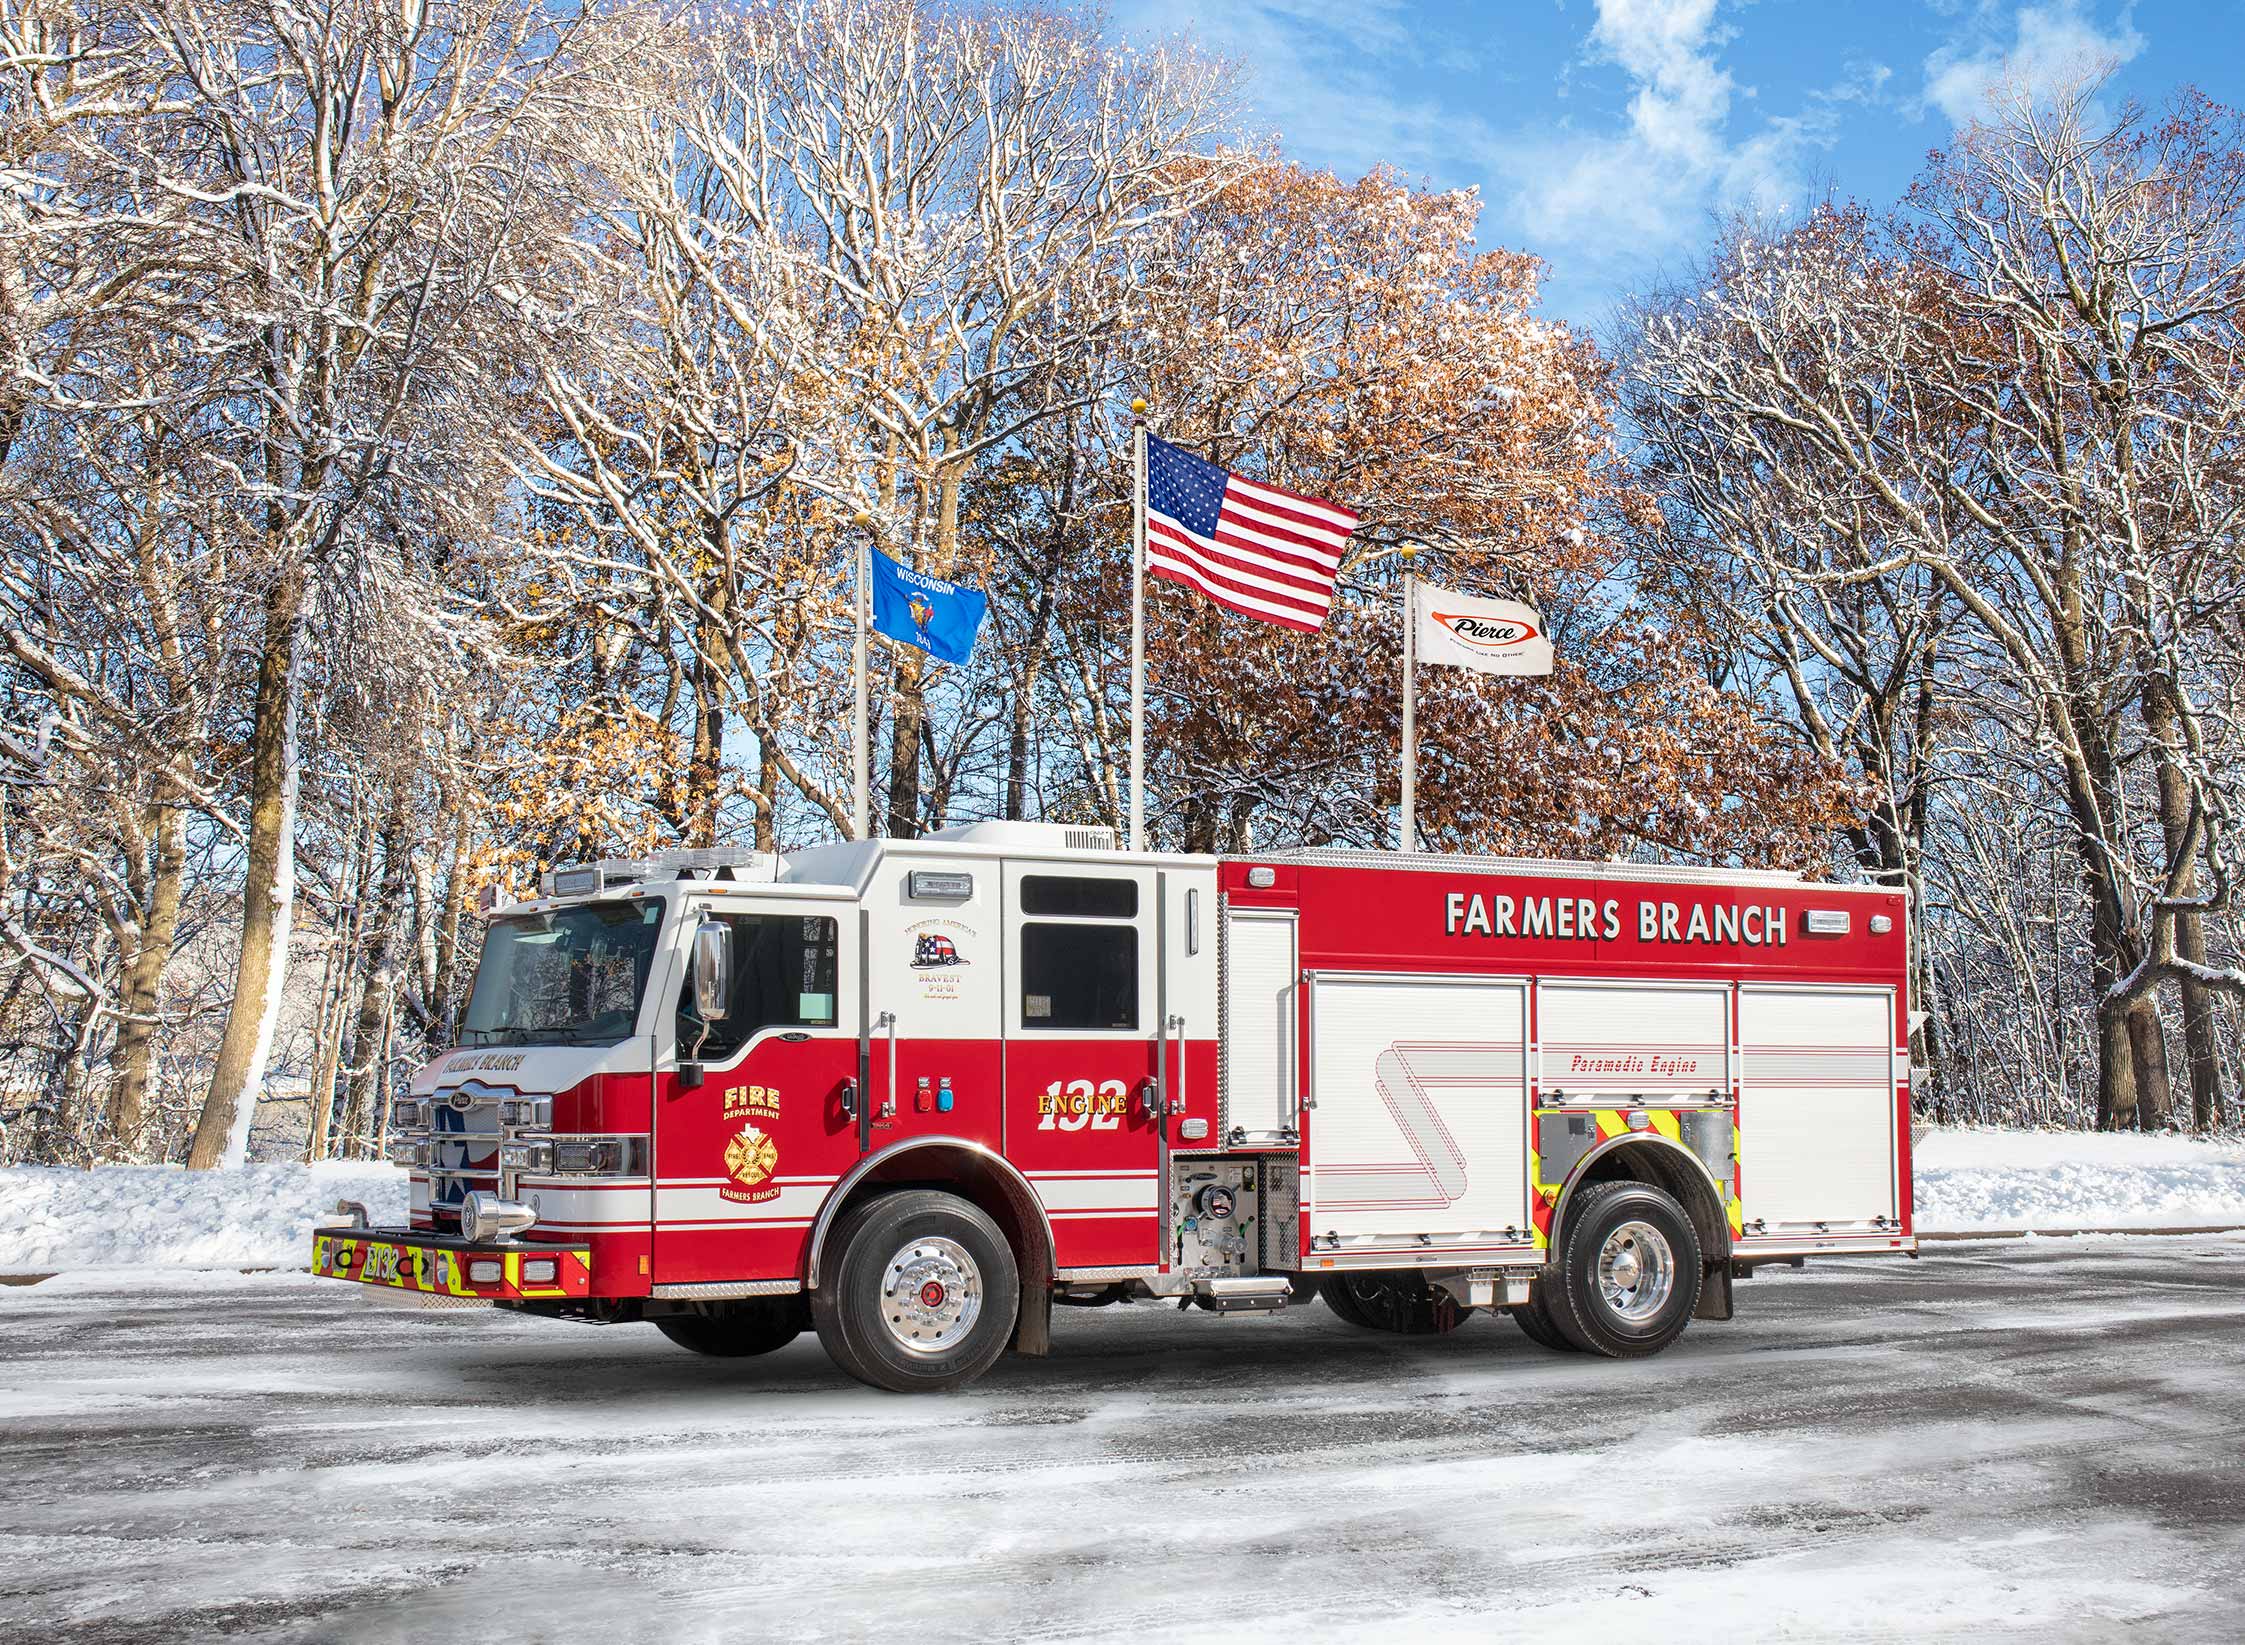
[1166,1014,1186,1115]
[840,1077,860,1123]
[876,1011,897,1124]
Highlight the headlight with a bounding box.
[498,1096,551,1129]
[550,1137,640,1176]
[498,1138,553,1173]
[385,1136,429,1168]
[389,1098,429,1130]
[501,1135,642,1177]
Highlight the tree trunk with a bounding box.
[108,800,186,1151]
[432,805,471,1035]
[187,569,308,1169]
[2178,914,2226,1130]
[2143,672,2227,1129]
[2126,1000,2174,1131]
[2094,991,2137,1131]
[687,609,727,849]
[305,809,375,1162]
[342,795,411,1157]
[886,645,926,838]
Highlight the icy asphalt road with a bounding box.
[3,1241,2243,1645]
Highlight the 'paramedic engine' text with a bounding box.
[1443,892,1791,947]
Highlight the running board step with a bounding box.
[1191,1276,1300,1314]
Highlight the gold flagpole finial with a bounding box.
[1130,398,1148,417]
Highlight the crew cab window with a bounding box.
[1020,875,1137,919]
[1018,876,1139,1031]
[677,912,839,1060]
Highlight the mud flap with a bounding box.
[1010,1274,1052,1356]
[1694,1259,1734,1321]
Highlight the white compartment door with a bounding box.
[1220,909,1298,1142]
[1539,981,1729,1098]
[1307,974,1528,1241]
[1738,986,1898,1231]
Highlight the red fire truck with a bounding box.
[311,823,1914,1391]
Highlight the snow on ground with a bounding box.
[1913,1126,2245,1233]
[3,1128,2243,1274]
[4,1240,2242,1642]
[0,1161,405,1272]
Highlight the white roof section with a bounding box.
[515,825,1844,909]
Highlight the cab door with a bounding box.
[653,896,860,1286]
[1001,862,1165,1270]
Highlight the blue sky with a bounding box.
[1112,1,2241,333]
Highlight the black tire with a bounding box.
[1507,1282,1581,1352]
[811,1190,1020,1392]
[653,1298,806,1358]
[1545,1180,1702,1358]
[1319,1271,1468,1335]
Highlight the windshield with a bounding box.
[460,899,667,1047]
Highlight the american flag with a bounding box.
[1143,434,1357,632]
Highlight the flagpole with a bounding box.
[850,510,871,840]
[1400,542,1418,853]
[1129,399,1148,853]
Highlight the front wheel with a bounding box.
[653,1298,806,1358]
[1545,1180,1702,1358]
[812,1190,1020,1392]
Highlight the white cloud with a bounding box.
[1111,0,1884,322]
[1921,2,2145,126]
[1115,0,1491,181]
[1501,0,1867,271]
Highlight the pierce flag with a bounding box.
[1412,581,1553,676]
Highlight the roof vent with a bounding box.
[921,820,1118,852]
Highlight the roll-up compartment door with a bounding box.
[1738,986,1898,1230]
[1220,910,1297,1141]
[1538,981,1729,1097]
[1307,974,1528,1241]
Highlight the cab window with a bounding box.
[677,912,839,1060]
[1018,877,1138,1031]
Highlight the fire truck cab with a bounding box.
[314,822,1914,1391]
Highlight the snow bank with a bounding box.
[0,1162,407,1272]
[1913,1127,2245,1232]
[5,1130,2244,1272]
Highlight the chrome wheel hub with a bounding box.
[1596,1220,1675,1324]
[879,1236,983,1355]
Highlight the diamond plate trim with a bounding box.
[650,1279,802,1299]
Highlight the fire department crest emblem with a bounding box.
[721,1121,780,1203]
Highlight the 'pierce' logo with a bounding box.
[1434,612,1541,651]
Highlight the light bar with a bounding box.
[908,870,974,901]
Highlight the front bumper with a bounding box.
[310,1227,592,1302]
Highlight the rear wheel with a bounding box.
[812,1190,1020,1392]
[1545,1180,1702,1358]
[653,1298,806,1358]
[1319,1271,1468,1335]
[1506,1283,1580,1352]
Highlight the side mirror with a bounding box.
[692,919,731,1021]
